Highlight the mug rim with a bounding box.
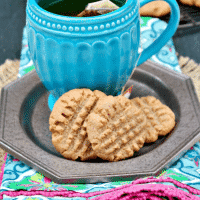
[28,0,132,22]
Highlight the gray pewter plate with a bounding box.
[0,60,200,184]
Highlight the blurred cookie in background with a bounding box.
[179,0,200,7]
[140,1,170,17]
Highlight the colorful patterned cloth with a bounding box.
[1,17,199,199]
[1,144,200,199]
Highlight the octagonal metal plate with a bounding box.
[1,60,200,184]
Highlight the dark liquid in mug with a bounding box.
[38,0,126,16]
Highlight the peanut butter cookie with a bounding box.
[86,95,147,161]
[140,1,170,17]
[131,96,175,143]
[49,89,106,161]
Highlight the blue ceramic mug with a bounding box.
[26,0,180,110]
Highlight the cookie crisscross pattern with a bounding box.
[87,95,148,161]
[132,96,175,143]
[49,89,98,161]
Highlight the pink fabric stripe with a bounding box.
[0,153,7,187]
[0,178,199,199]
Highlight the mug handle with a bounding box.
[137,0,180,66]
